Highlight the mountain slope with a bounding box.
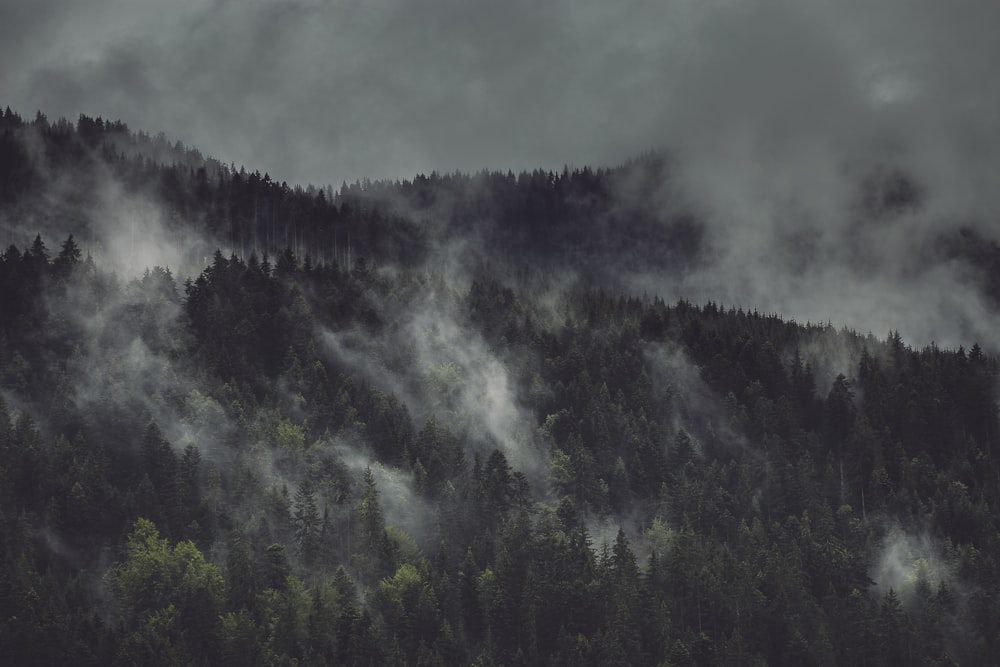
[1,110,999,665]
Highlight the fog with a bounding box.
[4,0,996,191]
[4,0,1000,348]
[317,277,551,494]
[872,523,953,603]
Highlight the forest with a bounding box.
[1,109,1000,665]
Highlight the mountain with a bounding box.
[1,109,999,665]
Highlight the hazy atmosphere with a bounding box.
[3,2,1000,664]
[3,0,997,189]
[5,0,1000,347]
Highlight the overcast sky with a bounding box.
[4,0,1000,347]
[3,0,997,189]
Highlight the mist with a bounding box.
[3,1,994,188]
[316,274,551,494]
[872,523,953,602]
[5,0,1000,348]
[3,2,1000,662]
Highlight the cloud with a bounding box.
[332,441,436,548]
[405,302,548,485]
[5,0,1000,348]
[317,278,550,492]
[4,0,994,188]
[643,341,748,451]
[54,272,224,455]
[587,0,1000,350]
[90,176,221,279]
[0,0,788,186]
[871,522,954,605]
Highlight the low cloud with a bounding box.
[5,0,1000,350]
[317,276,550,492]
[871,523,956,607]
[333,441,436,549]
[644,341,748,451]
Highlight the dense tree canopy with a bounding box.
[1,110,999,665]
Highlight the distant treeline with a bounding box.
[1,108,706,285]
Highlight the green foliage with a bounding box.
[110,518,224,660]
[375,563,441,655]
[1,119,1000,664]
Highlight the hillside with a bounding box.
[1,111,999,665]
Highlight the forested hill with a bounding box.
[7,108,1000,313]
[0,108,701,286]
[2,109,1000,665]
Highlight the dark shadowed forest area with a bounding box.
[2,110,1000,665]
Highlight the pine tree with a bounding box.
[293,477,321,566]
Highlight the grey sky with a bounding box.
[4,0,995,190]
[4,0,1000,347]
